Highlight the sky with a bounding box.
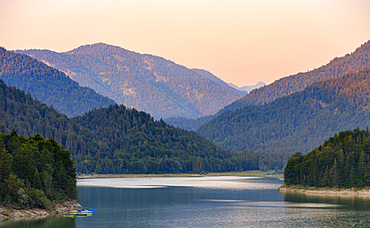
[1,0,370,87]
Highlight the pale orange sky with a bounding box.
[1,0,370,86]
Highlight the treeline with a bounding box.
[221,40,370,113]
[0,79,282,174]
[0,131,77,208]
[0,47,115,117]
[284,128,370,188]
[198,68,370,155]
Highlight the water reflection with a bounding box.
[0,216,75,228]
[2,177,370,227]
[283,191,370,210]
[282,192,370,227]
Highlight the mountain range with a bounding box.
[220,40,370,113]
[169,40,370,131]
[0,77,285,174]
[16,43,242,119]
[0,47,115,117]
[198,68,370,154]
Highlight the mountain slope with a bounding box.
[191,69,247,96]
[220,40,370,113]
[198,68,370,154]
[17,43,242,119]
[0,47,115,117]
[228,81,266,93]
[0,79,262,174]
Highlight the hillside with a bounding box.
[220,40,370,113]
[191,69,247,97]
[0,47,115,117]
[198,68,370,154]
[0,79,275,174]
[284,128,370,188]
[17,43,242,119]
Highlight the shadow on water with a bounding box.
[0,216,76,228]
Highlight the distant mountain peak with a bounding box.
[17,44,243,119]
[227,81,266,93]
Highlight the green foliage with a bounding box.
[221,40,370,113]
[0,47,115,117]
[0,78,278,174]
[16,43,242,119]
[198,68,370,154]
[284,128,370,188]
[0,132,77,208]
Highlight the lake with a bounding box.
[1,176,370,227]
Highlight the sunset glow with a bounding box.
[1,0,370,86]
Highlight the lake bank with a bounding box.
[77,170,283,179]
[279,186,370,198]
[0,200,82,222]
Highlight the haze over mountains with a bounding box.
[228,81,266,93]
[17,43,242,119]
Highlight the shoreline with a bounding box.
[0,200,82,222]
[77,170,283,179]
[278,186,370,197]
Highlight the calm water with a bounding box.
[2,176,370,227]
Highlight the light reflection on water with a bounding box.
[2,176,370,227]
[77,176,266,189]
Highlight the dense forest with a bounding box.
[0,47,115,117]
[0,131,77,208]
[17,43,241,119]
[284,128,370,188]
[0,79,284,174]
[220,40,370,113]
[198,68,370,154]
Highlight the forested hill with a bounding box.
[198,68,370,155]
[284,128,370,188]
[0,79,263,174]
[0,47,115,117]
[220,40,370,113]
[17,43,242,119]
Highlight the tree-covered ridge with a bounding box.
[0,79,277,174]
[16,43,242,119]
[220,40,370,113]
[198,68,370,155]
[284,128,370,188]
[0,131,77,208]
[0,47,115,117]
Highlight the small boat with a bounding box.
[78,209,97,214]
[64,209,96,217]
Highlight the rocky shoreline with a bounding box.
[0,200,82,221]
[278,187,370,197]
